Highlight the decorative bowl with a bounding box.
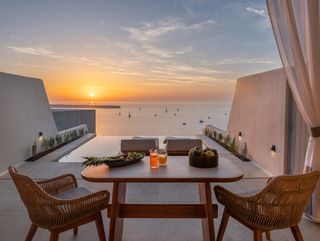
[188,147,219,168]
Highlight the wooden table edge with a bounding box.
[81,172,244,183]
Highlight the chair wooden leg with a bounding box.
[253,229,263,241]
[290,225,304,241]
[25,224,37,241]
[49,231,59,241]
[73,227,78,236]
[265,231,271,240]
[95,212,107,241]
[216,209,230,241]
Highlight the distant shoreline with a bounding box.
[50,104,121,109]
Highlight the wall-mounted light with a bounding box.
[238,131,242,140]
[271,144,276,153]
[38,131,43,141]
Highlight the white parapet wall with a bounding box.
[227,68,288,176]
[0,72,58,172]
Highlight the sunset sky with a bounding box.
[0,0,281,103]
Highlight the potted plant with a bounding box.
[55,135,62,145]
[213,131,217,139]
[230,137,238,153]
[49,137,55,149]
[241,142,248,157]
[32,141,37,156]
[41,137,50,151]
[224,133,231,146]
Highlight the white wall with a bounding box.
[0,72,57,172]
[227,69,288,175]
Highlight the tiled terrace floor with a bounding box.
[0,136,319,241]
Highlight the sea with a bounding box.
[95,101,231,136]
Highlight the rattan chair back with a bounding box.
[9,166,60,228]
[216,171,320,230]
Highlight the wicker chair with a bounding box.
[8,166,110,241]
[214,171,320,241]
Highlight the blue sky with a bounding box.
[0,0,282,102]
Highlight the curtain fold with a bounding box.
[267,0,320,221]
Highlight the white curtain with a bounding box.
[267,0,320,221]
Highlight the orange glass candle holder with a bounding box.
[150,149,158,169]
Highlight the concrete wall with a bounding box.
[52,109,96,133]
[0,72,57,172]
[227,69,288,175]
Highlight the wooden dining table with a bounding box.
[81,156,243,241]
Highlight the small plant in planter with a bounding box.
[49,137,55,149]
[78,128,85,136]
[224,133,231,145]
[41,138,50,151]
[71,130,77,139]
[64,132,70,142]
[55,135,62,145]
[32,141,37,156]
[230,137,238,153]
[241,142,248,157]
[204,127,211,136]
[213,131,217,139]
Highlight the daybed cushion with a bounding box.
[121,138,159,154]
[165,138,202,155]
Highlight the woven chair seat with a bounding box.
[54,187,91,199]
[238,189,262,196]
